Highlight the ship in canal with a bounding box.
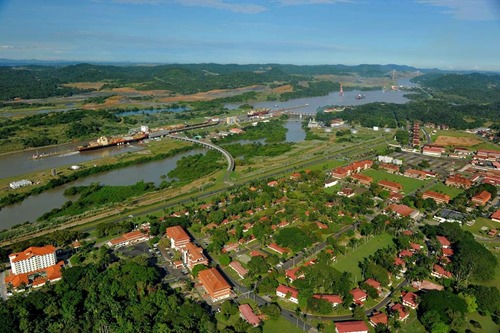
[77,133,148,152]
[355,94,366,100]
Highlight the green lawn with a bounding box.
[467,312,498,333]
[402,310,427,333]
[427,183,464,199]
[362,169,429,194]
[263,317,305,333]
[333,233,394,281]
[463,217,497,235]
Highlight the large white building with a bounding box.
[9,245,57,275]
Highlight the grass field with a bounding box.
[263,317,305,333]
[332,233,394,281]
[467,312,498,333]
[362,169,429,194]
[427,183,464,198]
[463,217,497,235]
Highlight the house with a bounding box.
[364,278,382,295]
[386,203,419,219]
[267,180,279,187]
[313,294,342,307]
[229,128,244,135]
[239,304,260,327]
[352,173,373,185]
[431,264,452,279]
[436,236,451,249]
[198,267,232,302]
[445,174,472,188]
[315,221,328,229]
[331,160,373,179]
[222,242,239,253]
[338,187,355,197]
[324,178,339,188]
[9,245,57,275]
[350,288,368,304]
[398,249,413,258]
[290,172,301,180]
[380,163,400,174]
[330,118,345,127]
[490,210,500,223]
[402,291,418,309]
[410,242,423,252]
[404,169,429,179]
[107,230,150,248]
[229,261,248,279]
[471,190,491,206]
[422,146,443,157]
[286,267,304,282]
[276,285,299,304]
[454,147,471,155]
[182,242,209,270]
[394,256,407,273]
[391,303,409,321]
[369,312,388,327]
[268,243,289,255]
[166,226,191,250]
[378,180,403,193]
[334,321,369,333]
[422,191,450,204]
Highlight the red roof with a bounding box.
[442,248,454,256]
[399,249,413,257]
[370,312,388,325]
[379,180,403,191]
[198,268,231,299]
[315,221,328,229]
[313,294,342,305]
[166,226,190,242]
[350,288,367,301]
[387,203,415,217]
[436,236,451,247]
[229,261,248,278]
[394,256,405,266]
[335,321,369,333]
[423,191,450,203]
[410,242,422,251]
[239,304,260,326]
[491,210,500,221]
[286,267,303,281]
[472,190,491,205]
[402,291,418,307]
[268,243,289,254]
[364,278,381,290]
[276,285,298,299]
[9,245,56,263]
[391,303,409,320]
[433,264,452,278]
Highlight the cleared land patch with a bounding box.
[434,135,482,147]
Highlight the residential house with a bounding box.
[386,203,420,219]
[334,321,369,333]
[431,264,452,279]
[391,303,409,321]
[350,288,368,304]
[239,304,261,327]
[324,178,339,188]
[286,267,305,282]
[436,236,451,249]
[364,278,382,295]
[313,294,342,307]
[268,243,289,255]
[331,160,373,179]
[198,267,232,302]
[380,163,400,174]
[338,187,355,197]
[490,210,500,223]
[422,146,443,157]
[276,285,299,304]
[352,173,373,185]
[445,174,472,189]
[229,261,248,279]
[378,180,403,193]
[422,191,450,204]
[404,169,429,179]
[402,291,418,309]
[471,190,491,206]
[369,312,388,327]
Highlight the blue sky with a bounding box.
[0,0,499,70]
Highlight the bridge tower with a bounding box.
[339,84,344,96]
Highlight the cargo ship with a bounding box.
[77,133,148,152]
[247,108,270,117]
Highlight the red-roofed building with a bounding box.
[404,169,429,179]
[378,180,403,193]
[313,294,342,307]
[491,210,500,223]
[352,173,373,185]
[391,303,409,321]
[331,160,373,179]
[402,291,418,309]
[471,191,491,206]
[364,278,382,294]
[442,248,454,257]
[107,230,150,248]
[286,267,304,282]
[410,242,423,252]
[267,180,279,187]
[380,163,400,174]
[276,285,299,304]
[166,226,191,250]
[182,242,209,270]
[350,288,368,303]
[422,146,444,157]
[436,236,451,248]
[198,267,232,302]
[446,174,472,189]
[431,264,452,279]
[316,221,328,229]
[5,261,64,291]
[229,261,248,279]
[239,304,261,327]
[369,312,388,327]
[268,243,289,255]
[290,172,301,180]
[9,245,57,275]
[250,250,266,257]
[399,249,413,258]
[386,203,419,219]
[335,321,369,333]
[423,191,451,204]
[338,187,355,197]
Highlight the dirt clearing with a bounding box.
[434,135,482,147]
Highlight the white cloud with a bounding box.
[417,0,499,20]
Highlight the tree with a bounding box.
[431,322,450,333]
[220,300,238,320]
[458,292,478,313]
[219,254,231,267]
[247,256,269,276]
[352,305,366,321]
[191,264,209,278]
[261,303,281,319]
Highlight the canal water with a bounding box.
[0,149,206,229]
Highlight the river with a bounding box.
[0,149,206,229]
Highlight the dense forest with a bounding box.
[0,63,422,100]
[317,99,500,129]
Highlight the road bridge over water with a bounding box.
[165,134,235,182]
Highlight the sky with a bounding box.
[0,0,499,70]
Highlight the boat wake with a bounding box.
[59,151,79,157]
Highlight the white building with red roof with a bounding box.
[182,242,209,270]
[9,245,57,275]
[107,230,150,248]
[386,203,420,219]
[239,304,261,327]
[229,261,248,279]
[166,226,191,250]
[422,191,451,204]
[364,278,382,294]
[350,288,368,304]
[402,291,418,309]
[285,267,304,282]
[369,312,388,327]
[268,243,289,255]
[313,294,342,307]
[431,264,452,279]
[276,285,299,304]
[198,267,232,302]
[436,236,451,249]
[491,210,500,223]
[391,303,409,321]
[335,320,369,333]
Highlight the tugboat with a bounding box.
[355,94,366,100]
